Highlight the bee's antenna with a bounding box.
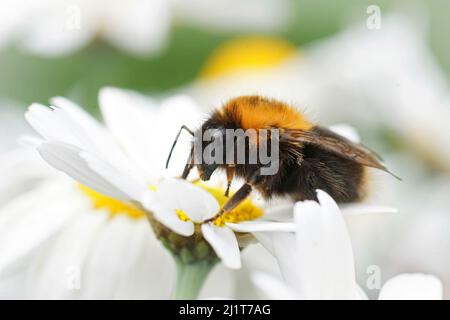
[166,125,194,169]
[385,168,402,181]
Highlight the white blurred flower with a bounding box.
[0,0,170,56]
[0,101,35,153]
[0,100,55,202]
[379,274,443,300]
[172,0,290,32]
[0,148,57,205]
[252,190,442,300]
[0,0,290,56]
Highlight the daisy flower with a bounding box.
[22,86,294,298]
[252,190,442,300]
[0,88,205,299]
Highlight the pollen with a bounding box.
[78,184,145,219]
[196,183,263,227]
[176,209,191,222]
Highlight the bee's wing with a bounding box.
[282,126,400,179]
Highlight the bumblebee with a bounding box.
[167,96,397,222]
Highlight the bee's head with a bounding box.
[196,163,218,181]
[194,127,225,181]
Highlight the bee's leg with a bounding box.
[181,147,194,179]
[205,183,253,223]
[205,168,261,223]
[224,165,235,197]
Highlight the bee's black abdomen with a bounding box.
[258,144,366,203]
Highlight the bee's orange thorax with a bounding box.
[221,96,312,131]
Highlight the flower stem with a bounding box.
[172,257,216,300]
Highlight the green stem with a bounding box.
[172,257,216,300]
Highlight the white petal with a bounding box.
[293,200,323,299]
[356,285,369,300]
[37,142,134,201]
[25,103,80,146]
[379,274,443,300]
[252,273,297,300]
[80,150,148,201]
[140,191,194,237]
[328,124,360,143]
[201,223,241,269]
[78,215,166,299]
[316,190,357,299]
[77,214,133,299]
[26,102,104,152]
[155,179,219,222]
[50,97,105,138]
[112,219,173,299]
[26,208,107,299]
[151,202,195,237]
[292,191,358,299]
[49,96,125,159]
[252,232,276,256]
[341,204,398,216]
[226,221,295,233]
[0,181,82,280]
[26,100,142,181]
[263,203,294,221]
[99,87,159,180]
[18,135,44,148]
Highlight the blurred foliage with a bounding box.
[0,0,449,113]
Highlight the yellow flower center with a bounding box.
[200,36,296,79]
[79,182,263,227]
[78,184,145,219]
[196,183,263,227]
